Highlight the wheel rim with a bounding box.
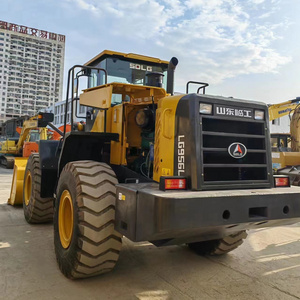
[24,171,32,206]
[59,190,74,249]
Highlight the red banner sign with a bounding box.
[0,20,65,42]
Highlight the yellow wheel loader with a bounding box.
[22,50,300,279]
[6,112,55,205]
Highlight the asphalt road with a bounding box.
[1,168,300,300]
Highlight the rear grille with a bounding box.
[201,116,269,186]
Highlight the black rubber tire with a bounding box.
[23,154,54,223]
[0,156,14,169]
[188,231,247,255]
[54,161,122,279]
[5,157,14,169]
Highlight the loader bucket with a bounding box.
[7,157,28,206]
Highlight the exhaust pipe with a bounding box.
[166,57,178,95]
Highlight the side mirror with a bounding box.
[37,112,54,127]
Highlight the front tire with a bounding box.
[188,231,247,255]
[54,161,122,279]
[23,154,54,223]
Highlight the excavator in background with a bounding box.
[268,98,300,155]
[50,124,71,140]
[5,113,54,205]
[0,115,28,159]
[0,113,53,168]
[268,98,300,122]
[268,99,300,169]
[275,104,300,185]
[268,98,300,170]
[268,98,300,184]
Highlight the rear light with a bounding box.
[274,175,290,187]
[159,176,187,191]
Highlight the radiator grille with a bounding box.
[201,116,269,185]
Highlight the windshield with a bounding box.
[89,57,168,89]
[29,130,40,142]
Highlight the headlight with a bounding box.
[254,110,264,120]
[200,103,212,114]
[135,108,155,129]
[135,109,149,127]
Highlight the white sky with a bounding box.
[2,0,300,104]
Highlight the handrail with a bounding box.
[186,81,209,94]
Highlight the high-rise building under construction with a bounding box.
[0,20,65,125]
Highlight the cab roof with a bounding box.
[84,50,169,66]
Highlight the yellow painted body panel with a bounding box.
[39,128,48,140]
[24,170,32,206]
[291,106,300,152]
[80,82,166,109]
[59,190,74,249]
[110,105,124,165]
[80,85,113,109]
[85,49,169,67]
[272,152,300,171]
[0,140,17,152]
[269,100,299,121]
[7,157,28,205]
[82,82,167,166]
[91,109,112,133]
[153,94,184,182]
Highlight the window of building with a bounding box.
[272,119,280,126]
[79,105,86,114]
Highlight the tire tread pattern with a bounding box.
[23,154,54,223]
[188,231,247,256]
[55,161,122,279]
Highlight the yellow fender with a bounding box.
[7,157,28,206]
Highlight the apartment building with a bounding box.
[0,20,65,126]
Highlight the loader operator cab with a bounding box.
[83,50,169,107]
[68,50,172,141]
[87,51,169,88]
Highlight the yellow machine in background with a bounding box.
[268,98,300,183]
[268,98,300,122]
[0,114,49,168]
[277,104,300,184]
[7,112,53,205]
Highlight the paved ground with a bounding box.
[1,168,300,300]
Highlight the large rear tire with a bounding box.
[188,231,247,255]
[23,154,54,223]
[54,161,122,279]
